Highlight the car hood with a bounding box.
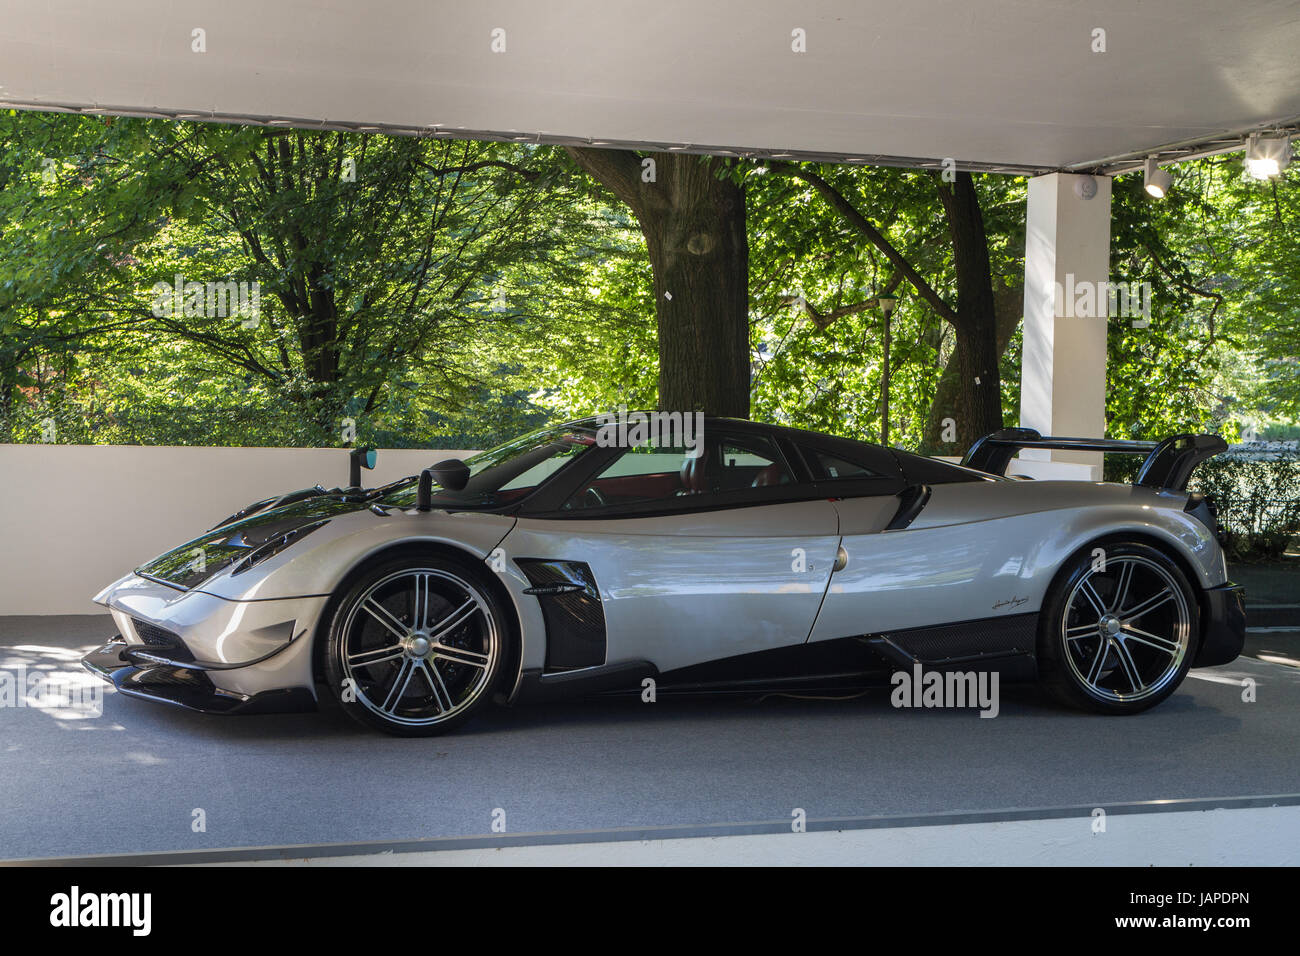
[137,495,370,589]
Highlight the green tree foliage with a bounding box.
[0,112,624,446]
[745,164,1028,451]
[1,109,1295,456]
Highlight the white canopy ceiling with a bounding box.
[1,0,1297,173]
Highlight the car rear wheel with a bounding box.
[1037,541,1199,714]
[323,555,508,736]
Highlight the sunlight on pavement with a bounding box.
[1,644,113,722]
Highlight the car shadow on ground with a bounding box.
[68,675,1065,744]
[0,630,1263,747]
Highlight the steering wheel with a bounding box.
[580,485,607,508]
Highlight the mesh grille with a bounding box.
[132,619,178,647]
[129,619,195,662]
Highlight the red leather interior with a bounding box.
[589,471,682,500]
[574,443,794,506]
[750,463,789,487]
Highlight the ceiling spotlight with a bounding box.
[1244,132,1293,180]
[1143,156,1172,198]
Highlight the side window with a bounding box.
[563,431,794,510]
[563,441,692,510]
[715,436,792,490]
[499,439,591,491]
[806,449,881,480]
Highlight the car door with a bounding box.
[504,427,841,674]
[806,445,1018,645]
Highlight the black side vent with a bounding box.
[515,560,607,672]
[883,613,1038,665]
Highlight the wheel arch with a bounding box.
[1050,529,1203,593]
[1044,529,1208,653]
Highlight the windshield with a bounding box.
[379,424,597,510]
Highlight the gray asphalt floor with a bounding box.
[2,614,1297,861]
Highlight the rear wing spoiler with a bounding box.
[961,427,1227,490]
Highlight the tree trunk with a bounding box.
[922,280,1022,452]
[932,173,1003,448]
[767,163,1007,448]
[566,148,750,417]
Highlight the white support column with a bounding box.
[1017,172,1112,481]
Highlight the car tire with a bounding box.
[1037,540,1200,714]
[323,552,511,736]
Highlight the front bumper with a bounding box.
[1193,582,1246,667]
[92,572,328,699]
[82,637,316,715]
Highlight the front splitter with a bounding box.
[82,638,316,716]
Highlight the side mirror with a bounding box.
[417,458,470,511]
[349,446,377,488]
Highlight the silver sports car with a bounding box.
[82,418,1245,735]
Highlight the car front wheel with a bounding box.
[323,554,509,736]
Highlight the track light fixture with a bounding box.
[1143,156,1172,198]
[1244,132,1293,180]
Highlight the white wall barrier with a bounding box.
[0,445,475,615]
